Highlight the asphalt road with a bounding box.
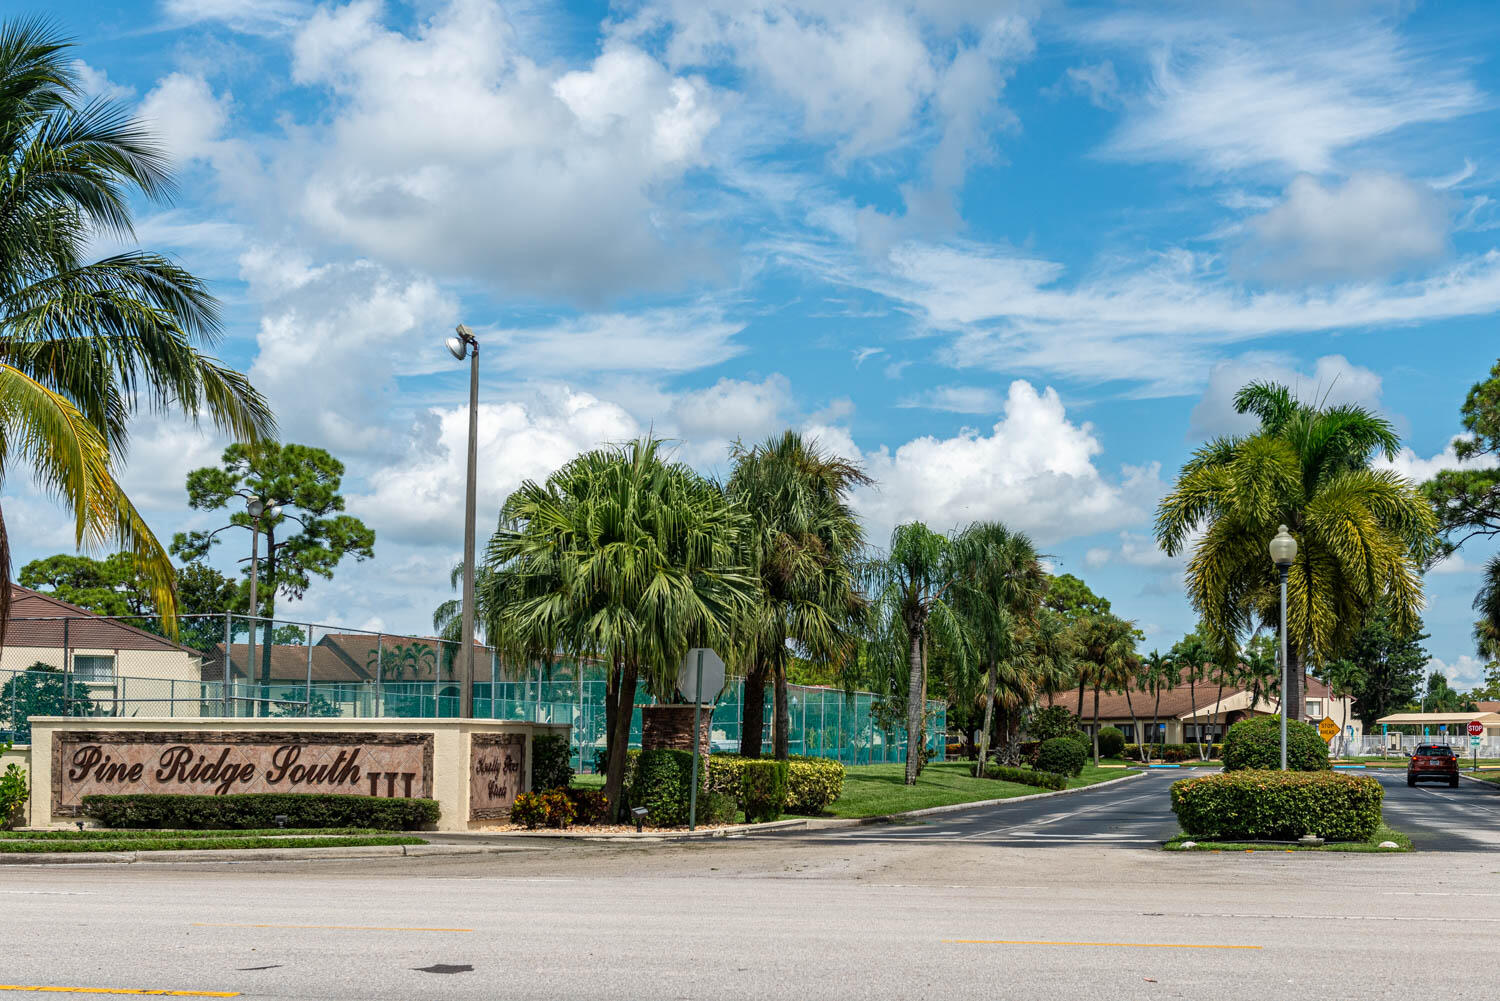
[3,769,1497,1000]
[782,766,1500,850]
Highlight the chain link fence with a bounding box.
[0,611,947,770]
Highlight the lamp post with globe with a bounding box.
[1269,524,1298,770]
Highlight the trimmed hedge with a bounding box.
[1097,727,1125,758]
[1035,736,1086,777]
[707,755,844,815]
[983,764,1068,791]
[81,793,439,831]
[627,749,699,827]
[531,734,574,792]
[1222,715,1329,772]
[741,760,789,823]
[1125,743,1219,762]
[1171,771,1382,841]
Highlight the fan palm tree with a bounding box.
[949,521,1046,774]
[865,522,966,785]
[726,431,868,759]
[480,437,757,815]
[998,607,1075,765]
[1156,381,1436,727]
[0,20,274,640]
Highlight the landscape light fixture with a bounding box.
[448,323,481,719]
[274,814,288,829]
[631,806,649,833]
[1269,524,1298,771]
[75,821,84,832]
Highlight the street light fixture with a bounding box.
[449,323,480,719]
[1269,524,1298,771]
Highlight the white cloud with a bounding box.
[1189,353,1383,437]
[1376,438,1500,486]
[273,0,723,301]
[1240,172,1450,282]
[897,385,1006,414]
[1085,531,1177,571]
[353,386,639,547]
[1428,653,1489,691]
[159,0,309,35]
[668,375,794,443]
[137,73,261,195]
[491,308,746,377]
[1098,26,1481,174]
[828,239,1500,393]
[240,248,459,458]
[72,60,135,101]
[846,380,1163,546]
[1062,61,1120,109]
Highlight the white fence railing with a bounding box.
[1349,734,1499,757]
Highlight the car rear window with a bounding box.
[1416,746,1454,756]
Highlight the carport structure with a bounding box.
[1372,711,1500,755]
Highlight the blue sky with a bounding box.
[18,0,1500,687]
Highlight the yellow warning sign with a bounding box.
[1318,716,1340,742]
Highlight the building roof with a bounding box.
[1374,712,1500,725]
[1045,673,1347,724]
[7,586,205,657]
[207,643,368,684]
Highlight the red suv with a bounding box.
[1407,744,1459,787]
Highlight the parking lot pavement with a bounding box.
[1374,768,1500,851]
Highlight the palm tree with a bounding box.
[480,437,757,815]
[1075,613,1138,765]
[1129,651,1172,763]
[1156,381,1436,729]
[0,20,275,638]
[865,522,964,785]
[948,521,1045,774]
[726,431,868,759]
[1002,608,1076,764]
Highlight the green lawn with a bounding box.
[1165,823,1411,854]
[801,760,1133,819]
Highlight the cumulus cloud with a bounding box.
[1189,353,1383,437]
[272,0,723,301]
[1239,172,1450,282]
[1376,438,1500,484]
[1428,653,1489,691]
[846,380,1163,547]
[353,386,640,547]
[668,375,794,443]
[1061,61,1120,108]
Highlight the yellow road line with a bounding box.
[192,922,471,932]
[0,987,239,997]
[944,939,1261,950]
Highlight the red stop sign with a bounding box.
[1468,720,1485,737]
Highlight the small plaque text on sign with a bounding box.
[469,733,526,821]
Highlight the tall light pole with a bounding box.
[1269,524,1298,770]
[446,324,480,719]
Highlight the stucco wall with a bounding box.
[27,717,570,832]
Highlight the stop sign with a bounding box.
[1468,720,1485,737]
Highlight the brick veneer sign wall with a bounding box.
[52,730,434,817]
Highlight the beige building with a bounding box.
[3,586,208,727]
[1043,673,1362,746]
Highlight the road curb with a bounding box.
[795,768,1152,831]
[428,818,810,843]
[0,842,526,865]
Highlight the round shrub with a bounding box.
[531,734,574,792]
[1028,705,1085,743]
[1222,715,1328,772]
[540,789,576,829]
[1035,736,1086,777]
[1097,726,1126,759]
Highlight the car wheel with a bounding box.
[1407,776,1416,787]
[1451,776,1460,787]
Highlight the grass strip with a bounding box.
[0,828,385,841]
[796,760,1133,819]
[0,835,423,854]
[1164,823,1411,854]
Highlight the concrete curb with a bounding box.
[428,818,810,843]
[0,842,525,866]
[1458,771,1500,789]
[792,768,1152,831]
